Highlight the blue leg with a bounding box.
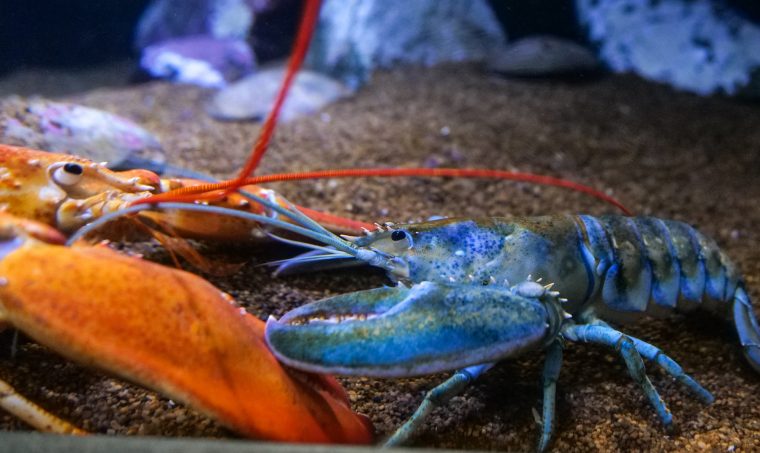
[537,340,563,453]
[384,363,493,447]
[562,324,673,426]
[586,318,713,404]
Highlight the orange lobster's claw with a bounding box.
[0,218,372,443]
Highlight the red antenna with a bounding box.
[141,167,630,215]
[238,167,632,215]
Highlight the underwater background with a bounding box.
[1,1,759,451]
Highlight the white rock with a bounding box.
[206,66,352,121]
[488,35,599,77]
[577,0,760,96]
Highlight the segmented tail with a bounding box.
[733,286,760,372]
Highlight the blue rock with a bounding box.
[306,0,506,89]
[576,0,760,97]
[134,0,266,50]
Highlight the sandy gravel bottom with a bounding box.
[1,64,759,451]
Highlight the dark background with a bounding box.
[0,0,758,75]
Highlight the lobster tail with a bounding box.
[733,286,760,373]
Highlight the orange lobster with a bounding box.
[0,211,372,442]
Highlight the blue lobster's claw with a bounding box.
[265,282,550,377]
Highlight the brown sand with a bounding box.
[1,64,759,451]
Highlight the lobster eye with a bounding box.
[64,163,83,175]
[388,229,413,251]
[53,163,84,186]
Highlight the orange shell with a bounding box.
[0,236,372,443]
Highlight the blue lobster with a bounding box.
[77,197,760,451]
[260,211,759,451]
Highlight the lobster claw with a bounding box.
[0,212,372,444]
[266,282,552,378]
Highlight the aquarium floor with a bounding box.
[1,64,759,452]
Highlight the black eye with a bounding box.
[63,163,83,175]
[391,230,406,242]
[53,163,85,186]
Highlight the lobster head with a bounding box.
[347,218,526,285]
[0,145,159,233]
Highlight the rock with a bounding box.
[206,66,351,122]
[0,97,166,172]
[140,36,255,88]
[134,0,269,50]
[576,0,760,97]
[305,0,506,88]
[488,35,600,78]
